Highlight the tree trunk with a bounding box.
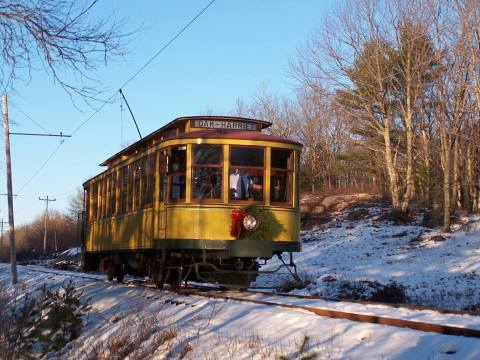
[466,144,474,211]
[402,98,414,212]
[439,122,451,232]
[421,129,432,208]
[452,139,462,209]
[383,118,401,209]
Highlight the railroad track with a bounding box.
[21,264,480,338]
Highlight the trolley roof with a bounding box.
[100,115,299,167]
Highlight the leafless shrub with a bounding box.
[178,342,193,359]
[276,272,315,293]
[79,313,177,360]
[277,335,318,360]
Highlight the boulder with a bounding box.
[311,205,325,214]
[334,201,350,212]
[321,195,343,209]
[300,204,311,214]
[320,274,337,282]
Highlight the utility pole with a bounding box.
[2,94,17,284]
[39,196,56,254]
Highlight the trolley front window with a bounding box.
[192,145,223,201]
[169,146,186,201]
[270,148,293,204]
[229,146,264,202]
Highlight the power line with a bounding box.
[70,0,216,137]
[12,0,217,194]
[17,141,64,194]
[9,132,71,138]
[119,0,216,91]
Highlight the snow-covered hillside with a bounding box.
[1,264,480,359]
[257,200,480,311]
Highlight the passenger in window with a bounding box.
[230,168,242,199]
[273,178,281,201]
[230,169,263,200]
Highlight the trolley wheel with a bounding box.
[116,264,125,283]
[166,267,183,291]
[149,259,168,289]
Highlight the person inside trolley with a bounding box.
[230,168,263,201]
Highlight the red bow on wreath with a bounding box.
[231,209,248,239]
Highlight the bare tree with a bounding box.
[67,188,84,221]
[0,0,127,102]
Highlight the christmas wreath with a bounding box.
[230,205,285,241]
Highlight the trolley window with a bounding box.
[159,151,168,202]
[118,166,128,214]
[89,182,98,222]
[133,159,143,210]
[229,146,264,202]
[143,154,155,208]
[169,146,186,201]
[270,149,293,204]
[100,178,107,219]
[108,172,117,216]
[192,145,222,201]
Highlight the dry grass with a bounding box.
[76,313,177,360]
[178,342,193,359]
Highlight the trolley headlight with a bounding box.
[243,214,259,231]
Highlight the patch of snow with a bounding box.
[256,204,480,311]
[1,264,480,359]
[60,247,81,257]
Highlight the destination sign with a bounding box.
[193,119,259,131]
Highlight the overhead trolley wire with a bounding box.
[70,0,216,137]
[15,0,217,194]
[17,142,64,194]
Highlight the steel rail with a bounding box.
[22,265,480,338]
[179,287,480,338]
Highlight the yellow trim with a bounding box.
[293,150,297,207]
[222,144,229,204]
[114,169,119,215]
[265,147,271,206]
[153,151,160,237]
[185,144,192,203]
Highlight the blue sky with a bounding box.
[2,0,331,225]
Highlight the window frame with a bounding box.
[270,147,294,207]
[133,158,143,211]
[89,182,98,223]
[191,144,224,203]
[143,154,155,209]
[108,171,117,216]
[168,146,187,202]
[228,145,266,204]
[118,165,129,215]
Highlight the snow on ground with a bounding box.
[1,264,480,360]
[59,247,81,257]
[256,202,480,311]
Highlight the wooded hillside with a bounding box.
[235,0,480,232]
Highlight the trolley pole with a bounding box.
[39,196,56,254]
[2,94,17,284]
